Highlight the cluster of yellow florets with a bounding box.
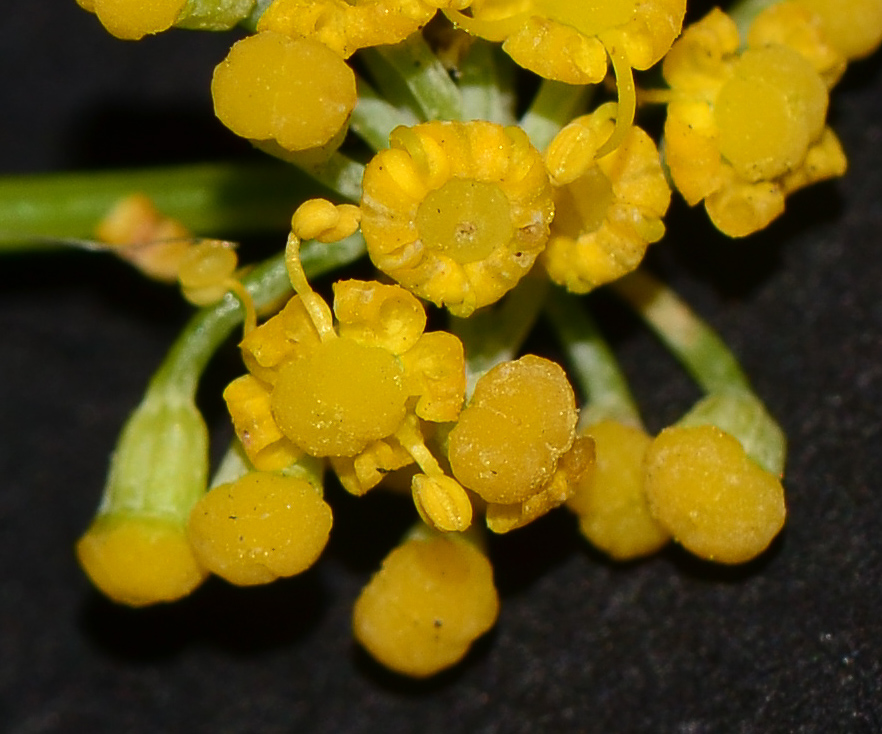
[72,0,882,679]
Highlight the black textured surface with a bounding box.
[3,3,882,732]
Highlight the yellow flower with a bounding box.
[226,208,468,501]
[662,9,847,237]
[541,104,670,294]
[211,31,357,154]
[445,0,686,85]
[258,0,471,58]
[361,120,554,317]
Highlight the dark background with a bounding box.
[2,3,882,732]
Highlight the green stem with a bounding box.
[449,271,549,396]
[611,270,752,396]
[0,162,316,250]
[361,34,464,122]
[544,287,643,429]
[520,79,594,150]
[458,39,517,126]
[352,76,420,151]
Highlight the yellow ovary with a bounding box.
[416,179,514,265]
[187,472,332,586]
[271,338,409,457]
[353,533,499,677]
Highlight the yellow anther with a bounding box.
[412,474,473,532]
[292,199,362,243]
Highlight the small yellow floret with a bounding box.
[361,120,554,316]
[211,31,357,153]
[353,532,499,677]
[187,472,332,586]
[81,0,187,40]
[76,515,207,607]
[644,425,786,564]
[662,9,846,237]
[448,355,577,505]
[566,421,669,559]
[542,106,670,293]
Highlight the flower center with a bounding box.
[532,0,636,36]
[416,178,514,264]
[715,46,826,182]
[271,338,408,457]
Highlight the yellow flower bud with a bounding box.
[77,515,207,606]
[567,421,670,560]
[212,32,357,153]
[187,472,332,586]
[353,532,499,677]
[448,355,577,505]
[644,425,786,564]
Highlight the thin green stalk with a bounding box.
[545,287,643,429]
[0,162,318,250]
[611,269,751,395]
[458,39,517,125]
[449,271,549,396]
[520,79,594,150]
[361,34,464,122]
